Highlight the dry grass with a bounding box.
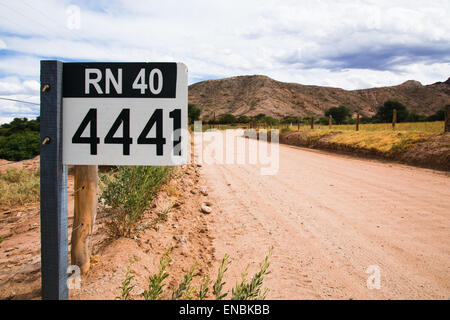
[328,131,434,153]
[294,121,444,133]
[281,121,445,153]
[0,167,40,210]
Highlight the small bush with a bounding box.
[281,127,291,134]
[120,248,273,300]
[0,131,40,161]
[99,166,171,237]
[116,262,136,300]
[0,167,40,210]
[143,249,171,300]
[231,248,272,300]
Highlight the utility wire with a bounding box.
[0,97,39,105]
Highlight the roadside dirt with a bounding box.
[279,131,450,171]
[0,160,216,300]
[1,133,449,300]
[202,134,450,299]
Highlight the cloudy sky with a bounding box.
[0,0,449,123]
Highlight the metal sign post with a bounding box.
[39,60,187,300]
[40,60,68,300]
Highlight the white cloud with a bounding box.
[0,77,39,95]
[0,0,449,121]
[0,77,39,124]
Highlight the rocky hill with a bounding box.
[188,75,450,119]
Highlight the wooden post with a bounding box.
[392,108,397,130]
[40,60,68,300]
[311,116,314,130]
[356,113,360,131]
[329,115,332,129]
[445,105,450,133]
[71,165,98,274]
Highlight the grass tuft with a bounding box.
[118,248,273,300]
[0,167,40,210]
[143,248,172,300]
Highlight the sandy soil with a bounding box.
[0,160,216,300]
[1,135,449,300]
[202,135,450,299]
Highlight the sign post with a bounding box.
[40,60,68,300]
[40,61,188,300]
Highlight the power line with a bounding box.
[0,97,39,105]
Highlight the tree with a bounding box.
[188,104,201,124]
[0,117,40,161]
[254,113,266,121]
[281,116,298,124]
[406,112,427,122]
[261,116,278,126]
[237,115,251,124]
[0,131,40,161]
[218,113,237,124]
[427,109,445,121]
[324,106,351,124]
[375,100,409,123]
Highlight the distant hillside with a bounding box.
[188,75,450,119]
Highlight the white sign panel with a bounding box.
[62,62,188,165]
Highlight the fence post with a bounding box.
[71,165,98,274]
[329,115,332,129]
[445,105,450,133]
[392,109,397,130]
[40,60,68,300]
[311,116,314,130]
[356,113,360,131]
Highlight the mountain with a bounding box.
[188,75,450,119]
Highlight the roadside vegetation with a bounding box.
[0,167,40,210]
[0,118,40,161]
[117,247,273,300]
[99,166,172,238]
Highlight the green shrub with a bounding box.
[319,117,330,125]
[188,104,201,124]
[325,106,351,124]
[213,254,231,300]
[218,113,237,124]
[230,248,272,300]
[0,131,40,161]
[281,127,291,134]
[427,109,445,122]
[0,117,40,161]
[116,262,136,300]
[143,249,171,300]
[376,100,409,123]
[120,248,273,300]
[99,166,171,237]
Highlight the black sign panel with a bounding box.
[63,62,177,98]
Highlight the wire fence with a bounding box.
[0,97,39,105]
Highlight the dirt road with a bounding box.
[201,134,450,299]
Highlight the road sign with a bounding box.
[62,62,188,165]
